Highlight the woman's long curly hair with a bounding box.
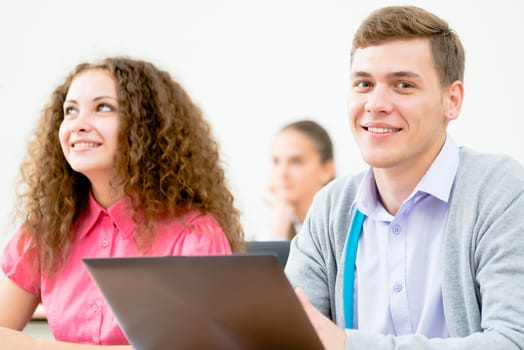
[17,57,244,273]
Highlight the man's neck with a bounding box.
[373,167,424,216]
[372,141,446,216]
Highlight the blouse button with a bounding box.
[101,239,109,248]
[92,304,99,312]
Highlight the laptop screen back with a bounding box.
[83,255,323,350]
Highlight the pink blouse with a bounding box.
[1,193,231,345]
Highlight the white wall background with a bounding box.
[1,0,523,243]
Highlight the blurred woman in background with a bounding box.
[258,120,335,240]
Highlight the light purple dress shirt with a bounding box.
[353,136,459,337]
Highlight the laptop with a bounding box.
[244,240,291,268]
[83,255,323,350]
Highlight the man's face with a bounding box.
[348,38,458,173]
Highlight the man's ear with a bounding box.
[445,80,464,121]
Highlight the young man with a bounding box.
[285,6,524,350]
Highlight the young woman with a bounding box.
[260,120,335,240]
[0,57,243,348]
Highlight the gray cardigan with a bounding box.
[285,148,524,349]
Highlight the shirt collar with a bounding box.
[76,192,136,239]
[354,135,459,218]
[354,169,380,218]
[416,135,459,203]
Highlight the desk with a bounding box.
[24,319,53,339]
[24,304,53,339]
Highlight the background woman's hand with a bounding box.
[264,187,295,239]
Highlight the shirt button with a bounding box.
[101,239,109,248]
[393,283,403,293]
[92,304,99,312]
[391,224,401,235]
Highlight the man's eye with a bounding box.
[396,82,414,89]
[356,81,373,88]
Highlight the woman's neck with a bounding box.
[294,197,314,223]
[90,180,125,208]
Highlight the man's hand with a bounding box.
[295,287,346,350]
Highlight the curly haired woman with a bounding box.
[0,57,243,349]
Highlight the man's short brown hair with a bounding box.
[351,6,465,86]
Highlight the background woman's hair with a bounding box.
[281,119,334,165]
[279,119,335,239]
[17,57,244,273]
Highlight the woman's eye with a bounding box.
[97,104,113,112]
[290,157,303,165]
[64,106,76,116]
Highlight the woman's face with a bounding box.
[270,129,333,206]
[58,69,121,187]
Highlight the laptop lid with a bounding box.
[83,255,323,350]
[244,241,290,268]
